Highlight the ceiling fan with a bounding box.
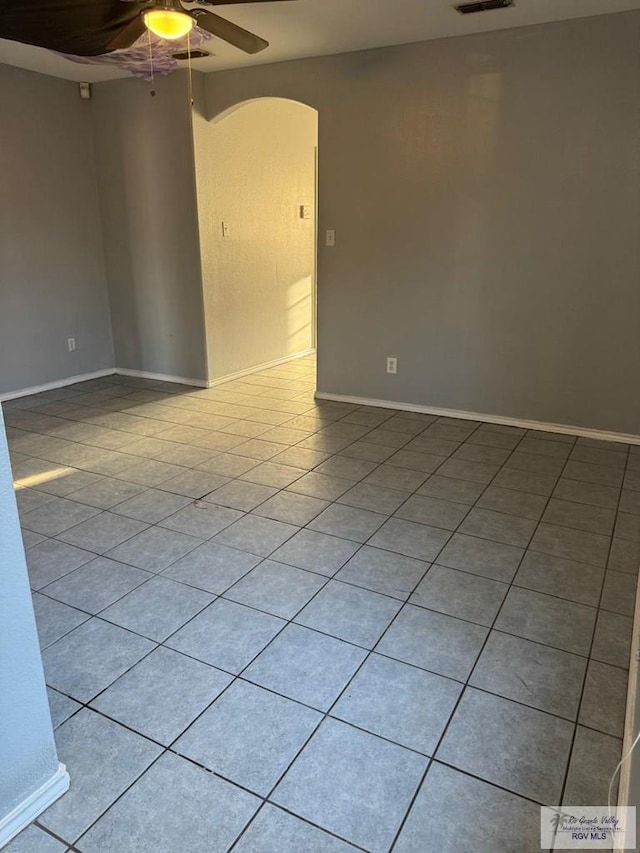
[0,0,294,59]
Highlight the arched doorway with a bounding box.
[193,97,318,385]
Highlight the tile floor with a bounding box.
[3,354,638,853]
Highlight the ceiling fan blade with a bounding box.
[191,0,294,4]
[194,11,268,53]
[105,15,147,52]
[0,0,149,57]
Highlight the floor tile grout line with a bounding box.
[59,522,367,848]
[407,555,624,613]
[47,567,627,740]
[42,568,632,739]
[13,359,633,851]
[234,509,447,850]
[69,748,171,849]
[214,575,628,668]
[388,430,578,849]
[190,412,490,593]
[146,430,456,836]
[77,528,348,756]
[33,408,343,843]
[227,801,372,853]
[284,415,493,549]
[30,821,75,849]
[33,546,187,608]
[38,713,579,853]
[465,443,576,683]
[38,517,424,655]
[19,401,417,520]
[21,392,400,476]
[408,754,579,818]
[33,483,257,569]
[556,439,631,814]
[385,435,552,849]
[38,650,184,848]
[307,424,525,677]
[35,427,632,697]
[14,401,633,514]
[17,437,634,512]
[286,451,502,852]
[29,523,252,594]
[159,529,358,741]
[28,458,634,669]
[8,385,329,475]
[40,524,206,581]
[10,408,624,512]
[39,562,218,648]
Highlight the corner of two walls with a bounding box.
[0,64,209,397]
[2,62,301,396]
[91,71,208,385]
[0,64,114,397]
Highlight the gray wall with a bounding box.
[0,64,114,395]
[202,12,640,434]
[91,72,208,382]
[0,408,65,833]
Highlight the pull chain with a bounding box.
[148,28,156,96]
[187,28,194,106]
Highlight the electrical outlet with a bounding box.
[221,221,230,237]
[299,205,312,220]
[67,338,76,352]
[387,357,397,374]
[325,229,336,247]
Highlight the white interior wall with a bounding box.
[193,97,317,381]
[0,409,68,845]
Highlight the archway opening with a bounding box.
[193,97,318,386]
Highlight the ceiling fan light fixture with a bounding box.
[143,8,194,40]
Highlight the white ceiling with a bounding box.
[1,0,640,83]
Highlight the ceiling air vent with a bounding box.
[172,49,211,60]
[455,0,514,14]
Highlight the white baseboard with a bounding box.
[207,349,316,388]
[0,365,213,402]
[314,391,640,446]
[0,763,69,849]
[0,350,314,402]
[115,368,208,388]
[0,370,115,403]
